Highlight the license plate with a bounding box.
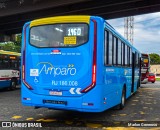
[49,91,62,96]
[43,100,67,105]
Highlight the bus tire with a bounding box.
[118,87,126,110]
[137,80,140,89]
[10,79,17,90]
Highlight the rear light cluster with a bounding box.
[81,19,97,93]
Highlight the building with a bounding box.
[150,64,160,77]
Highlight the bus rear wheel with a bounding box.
[9,79,17,90]
[118,88,126,110]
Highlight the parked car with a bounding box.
[148,73,156,83]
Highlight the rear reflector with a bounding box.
[82,103,94,106]
[23,97,31,100]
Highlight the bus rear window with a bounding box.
[30,23,88,47]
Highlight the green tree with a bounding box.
[15,34,22,46]
[149,53,160,64]
[0,34,21,53]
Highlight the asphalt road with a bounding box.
[0,81,160,130]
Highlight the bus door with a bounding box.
[131,52,135,93]
[24,21,96,97]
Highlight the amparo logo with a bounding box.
[37,62,76,77]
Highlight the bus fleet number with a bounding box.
[67,28,81,36]
[52,80,78,86]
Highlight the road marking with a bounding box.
[119,114,127,116]
[139,111,145,114]
[133,120,146,121]
[26,118,34,121]
[113,122,120,124]
[36,118,44,121]
[37,114,43,116]
[42,119,57,122]
[132,100,138,102]
[145,102,152,104]
[11,116,22,119]
[36,118,56,122]
[86,123,102,128]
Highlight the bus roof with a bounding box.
[0,50,21,56]
[30,15,90,27]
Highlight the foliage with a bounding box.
[149,53,160,64]
[0,34,21,53]
[14,34,22,46]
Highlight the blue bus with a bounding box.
[21,16,141,112]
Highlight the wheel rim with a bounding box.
[122,91,125,105]
[11,81,16,88]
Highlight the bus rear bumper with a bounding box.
[21,84,103,112]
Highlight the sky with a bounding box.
[107,12,160,54]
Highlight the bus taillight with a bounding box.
[92,65,96,83]
[81,65,96,93]
[81,19,97,93]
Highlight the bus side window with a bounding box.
[128,46,130,67]
[138,54,140,68]
[104,30,108,65]
[108,32,113,65]
[104,30,112,66]
[113,36,117,65]
[125,44,128,66]
[135,52,138,68]
[117,39,121,66]
[130,48,132,67]
[122,42,125,66]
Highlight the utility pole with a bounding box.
[124,16,134,45]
